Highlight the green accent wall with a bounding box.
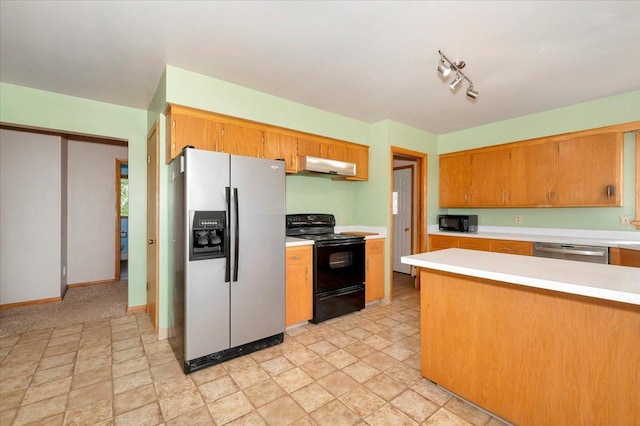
[0,82,149,308]
[438,90,640,231]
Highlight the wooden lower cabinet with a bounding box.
[365,239,385,303]
[429,235,459,251]
[285,245,313,326]
[420,268,640,425]
[429,235,533,256]
[458,238,491,251]
[610,247,640,267]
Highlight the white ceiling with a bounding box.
[1,1,639,134]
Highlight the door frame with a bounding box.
[147,121,160,332]
[115,158,128,281]
[389,147,428,299]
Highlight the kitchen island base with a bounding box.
[420,269,639,425]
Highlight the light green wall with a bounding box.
[354,119,438,298]
[438,90,640,231]
[0,82,149,307]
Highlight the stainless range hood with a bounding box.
[298,156,356,177]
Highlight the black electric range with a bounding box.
[286,214,365,323]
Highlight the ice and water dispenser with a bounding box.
[190,211,226,261]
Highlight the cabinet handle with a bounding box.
[502,191,505,203]
[306,266,309,283]
[547,189,551,202]
[464,193,468,203]
[606,185,615,198]
[290,255,302,260]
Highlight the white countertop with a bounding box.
[402,249,640,306]
[286,237,313,247]
[430,228,640,251]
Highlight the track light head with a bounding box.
[437,60,451,77]
[449,74,463,90]
[466,86,479,99]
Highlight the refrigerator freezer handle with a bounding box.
[225,186,231,283]
[233,187,239,282]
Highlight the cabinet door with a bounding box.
[439,155,471,207]
[510,141,558,206]
[167,113,209,162]
[365,239,385,302]
[429,235,459,251]
[489,239,532,256]
[471,149,511,206]
[325,142,349,162]
[297,137,323,157]
[458,238,491,252]
[285,246,313,326]
[557,133,622,206]
[347,146,369,181]
[264,131,298,173]
[221,123,264,158]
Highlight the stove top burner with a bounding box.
[286,213,364,245]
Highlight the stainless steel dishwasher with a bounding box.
[533,242,609,264]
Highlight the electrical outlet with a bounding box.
[620,215,631,226]
[340,213,346,223]
[514,214,523,224]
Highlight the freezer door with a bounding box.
[229,155,285,347]
[184,149,231,360]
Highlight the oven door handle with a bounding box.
[317,285,364,301]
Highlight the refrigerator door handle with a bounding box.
[233,187,239,282]
[225,186,231,283]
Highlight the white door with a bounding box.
[393,167,412,273]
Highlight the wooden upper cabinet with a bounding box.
[470,149,511,206]
[263,131,298,173]
[439,155,471,207]
[438,122,633,208]
[220,123,263,158]
[164,104,369,180]
[166,112,208,162]
[297,137,323,158]
[347,146,369,181]
[510,141,559,206]
[297,137,349,161]
[325,142,349,162]
[557,132,622,206]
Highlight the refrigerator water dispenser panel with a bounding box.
[190,211,226,261]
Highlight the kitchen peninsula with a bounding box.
[402,249,640,425]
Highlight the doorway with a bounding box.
[146,121,159,332]
[115,159,128,281]
[390,147,427,299]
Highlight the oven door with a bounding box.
[314,240,365,294]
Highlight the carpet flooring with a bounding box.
[0,281,128,339]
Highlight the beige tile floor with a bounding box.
[0,279,508,426]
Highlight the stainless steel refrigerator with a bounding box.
[170,147,285,373]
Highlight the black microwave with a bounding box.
[438,214,478,233]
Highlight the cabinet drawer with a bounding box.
[490,240,533,256]
[458,238,491,251]
[286,246,312,265]
[429,235,459,251]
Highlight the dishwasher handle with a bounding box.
[535,246,606,257]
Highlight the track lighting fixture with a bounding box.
[438,50,478,100]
